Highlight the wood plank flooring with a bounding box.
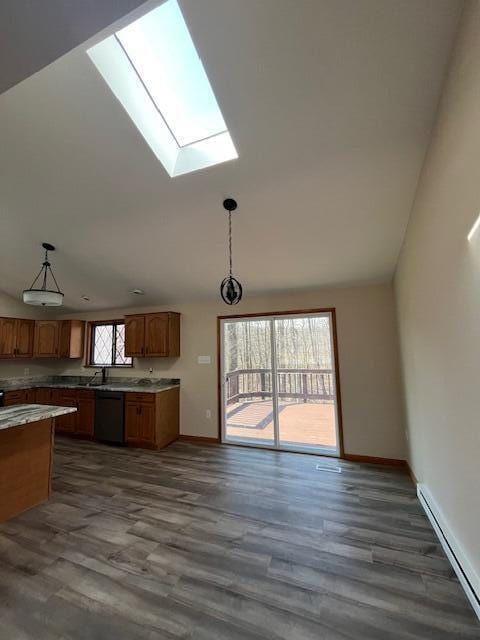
[0,438,478,639]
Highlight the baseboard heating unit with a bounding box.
[417,483,480,620]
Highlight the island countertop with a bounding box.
[0,404,77,432]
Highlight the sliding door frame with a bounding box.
[217,307,344,458]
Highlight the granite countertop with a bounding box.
[0,404,77,432]
[0,377,180,394]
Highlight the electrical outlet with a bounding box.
[206,409,212,419]
[24,367,30,376]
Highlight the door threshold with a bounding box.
[223,439,339,458]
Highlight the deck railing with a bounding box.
[225,368,334,405]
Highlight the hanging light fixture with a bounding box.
[23,243,64,306]
[220,198,243,305]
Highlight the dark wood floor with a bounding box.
[0,439,478,639]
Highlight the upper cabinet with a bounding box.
[59,320,85,358]
[0,317,34,358]
[125,312,180,357]
[0,317,18,358]
[15,319,35,357]
[124,315,145,357]
[33,319,85,358]
[34,320,60,357]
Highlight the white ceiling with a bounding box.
[0,0,147,94]
[0,0,463,311]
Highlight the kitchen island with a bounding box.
[0,404,77,523]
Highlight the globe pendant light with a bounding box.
[220,198,243,305]
[23,243,64,306]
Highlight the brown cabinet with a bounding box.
[125,388,179,449]
[5,388,44,405]
[0,318,34,358]
[15,319,35,357]
[0,317,83,360]
[53,390,77,433]
[0,318,17,358]
[59,320,85,358]
[75,390,95,438]
[33,320,84,358]
[124,315,145,357]
[35,388,54,404]
[125,394,155,446]
[3,384,178,448]
[4,390,26,406]
[125,312,180,358]
[24,389,36,403]
[34,321,60,357]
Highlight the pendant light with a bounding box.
[220,198,243,305]
[23,243,64,306]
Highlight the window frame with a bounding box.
[87,319,133,368]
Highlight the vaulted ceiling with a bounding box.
[0,0,463,310]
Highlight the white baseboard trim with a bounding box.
[417,483,480,620]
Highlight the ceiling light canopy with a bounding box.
[23,243,64,306]
[87,0,238,177]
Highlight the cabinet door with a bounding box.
[125,315,145,357]
[55,393,77,433]
[59,320,84,358]
[145,314,168,356]
[15,319,34,358]
[35,388,53,404]
[125,402,141,441]
[76,398,95,437]
[4,390,26,405]
[138,404,155,443]
[59,321,71,358]
[24,389,36,404]
[34,321,60,357]
[0,317,17,358]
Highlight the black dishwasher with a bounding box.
[94,391,125,444]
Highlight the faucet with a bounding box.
[101,367,108,384]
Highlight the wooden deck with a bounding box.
[226,400,337,450]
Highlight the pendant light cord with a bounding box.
[228,211,233,277]
[28,248,61,292]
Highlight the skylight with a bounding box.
[87,0,237,177]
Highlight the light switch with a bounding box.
[197,355,211,364]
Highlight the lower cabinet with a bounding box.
[54,390,77,434]
[4,390,27,405]
[35,388,54,404]
[75,392,95,438]
[125,388,179,449]
[125,398,155,447]
[4,386,178,448]
[34,388,95,437]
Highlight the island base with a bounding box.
[0,418,54,523]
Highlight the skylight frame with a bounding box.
[112,33,229,151]
[87,0,238,177]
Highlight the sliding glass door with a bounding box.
[220,311,341,455]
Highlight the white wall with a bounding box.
[395,0,480,596]
[55,281,406,459]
